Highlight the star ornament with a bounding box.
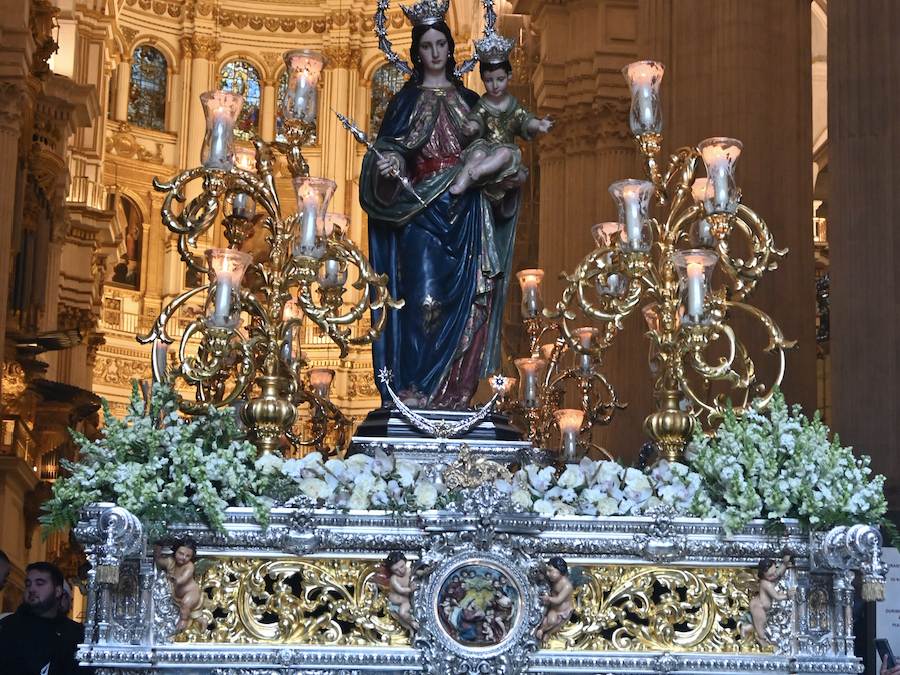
[377,367,394,384]
[490,374,509,395]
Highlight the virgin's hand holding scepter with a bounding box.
[331,108,426,206]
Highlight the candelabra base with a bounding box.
[349,407,535,479]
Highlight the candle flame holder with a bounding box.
[545,61,796,464]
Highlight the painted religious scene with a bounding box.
[0,2,893,675]
[436,564,520,646]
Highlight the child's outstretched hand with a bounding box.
[537,115,554,133]
[463,120,480,136]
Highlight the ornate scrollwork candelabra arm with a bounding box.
[715,203,789,302]
[637,132,666,200]
[273,119,317,178]
[286,387,354,458]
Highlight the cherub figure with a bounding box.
[536,556,574,641]
[740,554,796,649]
[153,538,209,633]
[449,30,553,198]
[384,551,419,634]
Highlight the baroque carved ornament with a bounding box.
[124,0,406,36]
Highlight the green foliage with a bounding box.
[40,381,263,541]
[688,388,888,537]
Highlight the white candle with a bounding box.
[686,262,704,318]
[207,106,230,169]
[517,269,544,319]
[624,188,644,247]
[214,256,234,320]
[296,195,319,257]
[292,72,310,119]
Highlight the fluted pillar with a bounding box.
[0,79,28,396]
[260,78,277,142]
[114,58,131,122]
[639,0,816,423]
[828,0,900,507]
[181,35,218,172]
[321,47,361,218]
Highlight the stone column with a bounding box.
[181,35,218,172]
[260,78,277,142]
[521,0,647,457]
[828,0,900,506]
[114,58,131,122]
[321,46,361,218]
[167,65,182,135]
[638,0,817,427]
[0,79,28,397]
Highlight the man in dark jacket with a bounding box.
[0,561,93,675]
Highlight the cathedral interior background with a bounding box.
[0,0,889,630]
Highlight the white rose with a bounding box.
[581,487,604,504]
[348,485,370,510]
[594,461,624,488]
[511,488,533,508]
[414,481,438,509]
[354,470,377,493]
[533,498,556,515]
[558,465,586,490]
[624,467,652,492]
[553,500,575,516]
[344,454,373,471]
[255,454,284,476]
[299,477,334,502]
[595,496,620,516]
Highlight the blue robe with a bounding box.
[360,83,520,407]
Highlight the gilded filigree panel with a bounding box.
[174,557,762,654]
[545,564,758,652]
[179,557,409,646]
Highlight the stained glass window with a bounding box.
[369,63,407,137]
[128,45,168,131]
[220,60,261,141]
[275,69,317,145]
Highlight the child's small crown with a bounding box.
[473,29,515,64]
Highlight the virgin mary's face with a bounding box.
[418,27,449,78]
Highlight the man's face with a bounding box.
[0,558,10,591]
[24,570,61,615]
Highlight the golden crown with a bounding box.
[473,29,515,64]
[400,0,449,26]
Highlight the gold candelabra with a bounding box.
[544,60,795,463]
[138,50,402,457]
[492,269,624,464]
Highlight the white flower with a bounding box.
[595,496,620,516]
[344,454,373,471]
[395,459,419,487]
[511,488,533,507]
[298,477,334,501]
[348,485,371,510]
[533,498,555,515]
[414,481,438,509]
[593,461,624,490]
[526,465,554,494]
[558,465,586,489]
[254,454,284,476]
[354,470,377,494]
[552,501,575,516]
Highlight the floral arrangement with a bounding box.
[688,388,888,536]
[254,450,450,513]
[41,382,267,540]
[42,383,888,541]
[502,458,702,517]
